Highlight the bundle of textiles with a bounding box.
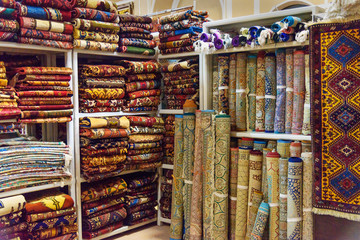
[163,115,175,164]
[14,66,73,123]
[0,134,72,193]
[159,10,209,54]
[212,49,310,136]
[126,116,164,170]
[79,116,130,182]
[0,60,21,121]
[200,15,308,50]
[79,64,126,113]
[160,169,173,219]
[161,58,199,109]
[0,195,27,240]
[16,0,75,49]
[81,177,128,239]
[119,60,161,112]
[124,172,158,226]
[0,55,40,75]
[72,0,120,51]
[25,191,77,240]
[0,0,19,42]
[118,14,156,55]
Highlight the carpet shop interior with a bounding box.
[0,0,359,239]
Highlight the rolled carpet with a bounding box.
[20,28,73,42]
[16,4,71,21]
[73,29,118,43]
[19,17,73,34]
[118,46,155,56]
[74,39,118,51]
[19,37,73,49]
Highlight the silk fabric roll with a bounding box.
[255,51,266,132]
[264,52,276,133]
[287,157,303,240]
[274,49,286,133]
[247,55,257,130]
[213,115,231,240]
[285,49,294,133]
[267,151,280,240]
[235,147,250,240]
[291,50,305,134]
[236,53,247,131]
[170,115,184,240]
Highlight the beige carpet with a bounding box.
[111,223,170,240]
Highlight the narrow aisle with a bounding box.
[111,224,170,240]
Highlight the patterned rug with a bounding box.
[311,19,360,220]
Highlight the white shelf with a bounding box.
[74,49,156,59]
[0,41,71,54]
[79,169,151,183]
[159,109,184,115]
[158,51,200,59]
[209,40,309,55]
[159,217,171,224]
[88,218,157,240]
[0,180,71,198]
[77,111,157,118]
[231,131,311,141]
[161,164,174,170]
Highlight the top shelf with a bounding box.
[158,51,200,59]
[209,40,309,55]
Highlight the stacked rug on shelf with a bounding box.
[16,0,74,49]
[158,10,208,54]
[160,169,173,219]
[72,0,120,51]
[14,66,73,123]
[212,49,310,135]
[0,134,72,193]
[163,115,175,164]
[81,177,128,239]
[79,64,126,113]
[79,116,130,182]
[0,0,19,42]
[0,195,27,239]
[124,172,158,226]
[126,116,164,170]
[118,14,156,56]
[161,58,199,109]
[119,60,161,112]
[0,60,21,121]
[25,191,78,240]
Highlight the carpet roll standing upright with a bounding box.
[247,54,257,131]
[213,115,231,240]
[236,53,247,131]
[218,55,230,114]
[301,54,311,135]
[250,201,270,240]
[279,158,288,240]
[274,49,286,133]
[255,51,266,132]
[229,54,237,130]
[291,50,305,134]
[170,115,184,240]
[301,152,313,240]
[213,56,219,112]
[285,49,294,134]
[264,52,276,133]
[229,148,239,240]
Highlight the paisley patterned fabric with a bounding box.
[118,46,155,56]
[119,38,156,48]
[160,10,208,24]
[79,88,125,99]
[73,29,118,43]
[80,65,126,77]
[20,0,76,11]
[73,39,118,51]
[72,18,120,33]
[72,7,118,22]
[119,32,153,40]
[75,0,117,13]
[20,28,73,42]
[16,4,72,21]
[118,14,152,23]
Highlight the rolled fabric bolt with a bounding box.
[282,27,295,34]
[295,30,309,43]
[200,32,212,42]
[295,22,306,32]
[267,150,280,240]
[212,31,221,40]
[239,35,248,46]
[290,141,301,157]
[240,27,249,36]
[279,33,294,42]
[281,16,302,27]
[232,35,240,47]
[273,33,280,43]
[249,26,260,38]
[258,29,274,46]
[224,35,233,48]
[247,38,253,45]
[250,201,270,240]
[214,38,224,49]
[256,27,266,38]
[271,21,284,33]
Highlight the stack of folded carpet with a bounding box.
[119,60,161,112]
[161,58,199,109]
[0,195,27,240]
[126,116,164,170]
[163,115,175,164]
[25,191,77,240]
[14,67,73,123]
[160,169,173,219]
[0,60,21,121]
[79,116,130,182]
[81,177,128,239]
[124,172,158,226]
[16,0,74,49]
[158,10,208,54]
[118,14,156,56]
[0,0,19,42]
[79,64,126,113]
[72,0,120,52]
[0,134,72,193]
